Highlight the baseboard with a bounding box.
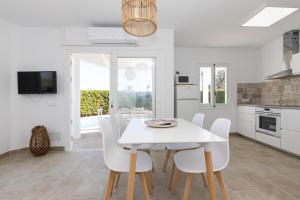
[9,147,29,155]
[0,152,9,159]
[0,146,65,159]
[51,146,65,151]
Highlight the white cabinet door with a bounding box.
[237,106,256,139]
[281,129,300,155]
[281,109,300,132]
[256,132,281,148]
[238,120,255,139]
[291,53,300,75]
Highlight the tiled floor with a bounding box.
[72,132,102,151]
[0,135,300,200]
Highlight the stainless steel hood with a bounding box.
[266,30,299,79]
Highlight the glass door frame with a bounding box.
[110,52,157,118]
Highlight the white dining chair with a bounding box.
[163,113,206,189]
[115,114,155,152]
[163,113,205,172]
[100,117,153,200]
[171,118,231,200]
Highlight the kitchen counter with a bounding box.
[237,104,300,110]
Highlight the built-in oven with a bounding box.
[255,107,281,138]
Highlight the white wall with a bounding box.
[175,47,260,132]
[9,27,67,150]
[259,36,283,80]
[0,18,11,154]
[7,27,174,151]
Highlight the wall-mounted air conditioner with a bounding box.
[87,27,138,45]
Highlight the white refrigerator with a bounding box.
[176,84,200,121]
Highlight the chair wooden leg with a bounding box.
[109,172,117,196]
[201,173,208,187]
[127,152,137,200]
[163,150,171,172]
[103,170,116,200]
[204,151,217,200]
[114,172,121,188]
[215,171,229,200]
[171,166,181,194]
[145,172,153,194]
[182,173,193,200]
[168,162,176,189]
[144,150,155,172]
[139,173,151,200]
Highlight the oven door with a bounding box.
[255,113,281,137]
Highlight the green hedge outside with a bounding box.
[80,90,109,117]
[200,90,225,104]
[216,90,225,103]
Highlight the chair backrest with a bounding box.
[209,118,231,170]
[192,113,205,128]
[115,114,130,138]
[99,117,121,170]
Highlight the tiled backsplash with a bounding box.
[237,76,300,106]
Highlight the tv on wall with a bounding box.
[17,71,57,94]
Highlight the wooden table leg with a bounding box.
[204,145,217,200]
[127,147,137,200]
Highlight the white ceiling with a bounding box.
[0,0,300,47]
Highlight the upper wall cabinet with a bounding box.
[281,109,300,132]
[291,53,300,75]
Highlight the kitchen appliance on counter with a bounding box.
[176,75,196,85]
[256,107,281,138]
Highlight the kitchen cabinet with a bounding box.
[256,132,281,148]
[281,109,300,132]
[237,106,256,139]
[281,109,300,155]
[291,52,300,75]
[237,106,300,156]
[281,129,300,155]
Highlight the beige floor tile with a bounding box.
[0,135,300,200]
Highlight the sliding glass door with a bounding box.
[115,57,156,118]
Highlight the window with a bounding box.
[200,64,228,106]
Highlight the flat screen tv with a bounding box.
[18,71,57,94]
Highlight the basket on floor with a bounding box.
[30,126,50,156]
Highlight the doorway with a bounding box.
[71,53,111,151]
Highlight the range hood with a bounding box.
[266,30,299,79]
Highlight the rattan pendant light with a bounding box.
[122,0,157,37]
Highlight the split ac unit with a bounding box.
[87,27,138,45]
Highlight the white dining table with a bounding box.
[118,118,226,200]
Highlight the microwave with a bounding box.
[177,76,190,84]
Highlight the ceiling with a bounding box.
[0,0,300,47]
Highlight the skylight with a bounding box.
[242,7,298,27]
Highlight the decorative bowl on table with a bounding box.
[144,119,177,128]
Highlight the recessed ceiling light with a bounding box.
[242,7,298,27]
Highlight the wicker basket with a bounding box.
[30,126,50,156]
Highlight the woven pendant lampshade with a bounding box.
[122,0,157,37]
